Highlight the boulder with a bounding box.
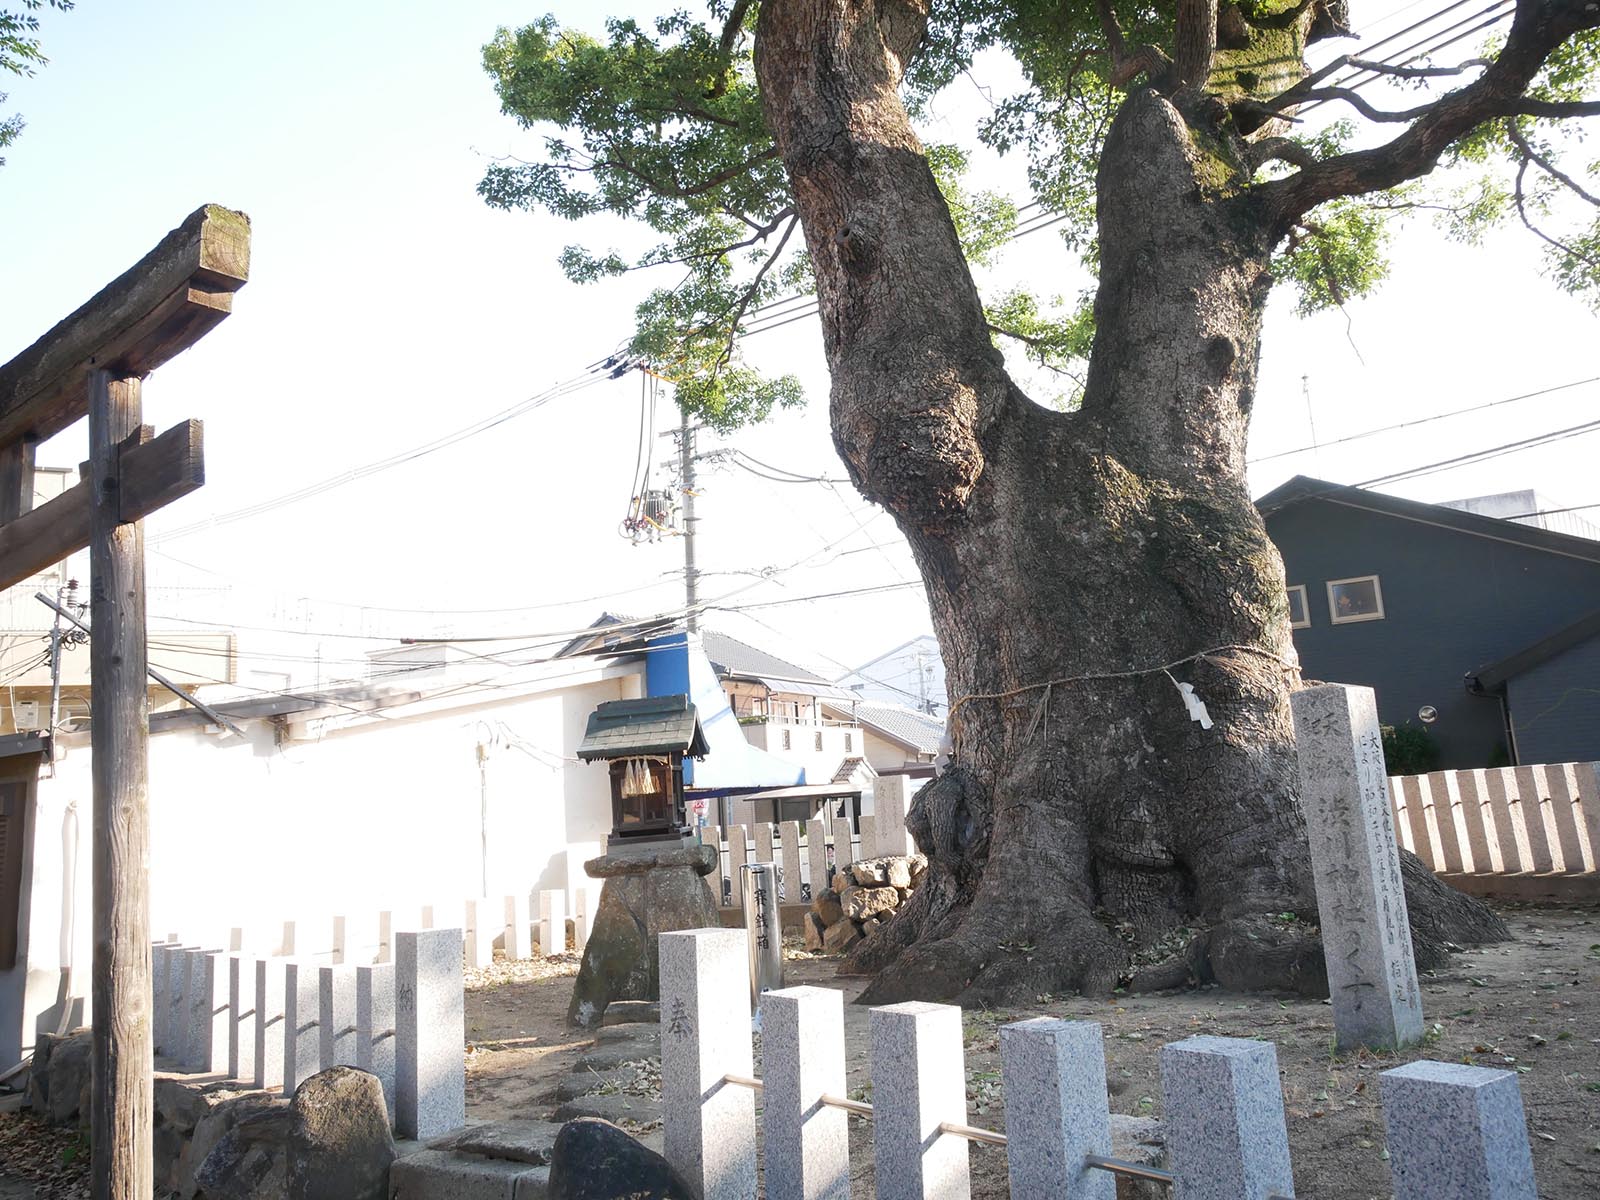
[428,1119,563,1165]
[841,886,898,921]
[548,1118,694,1200]
[196,1104,293,1200]
[822,920,862,955]
[284,1067,395,1200]
[852,856,913,889]
[831,871,853,894]
[802,912,825,952]
[177,1093,285,1200]
[39,1030,91,1125]
[568,847,722,1027]
[601,1001,659,1026]
[811,888,843,927]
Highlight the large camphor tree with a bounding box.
[482,0,1597,1002]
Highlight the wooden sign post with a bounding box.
[0,205,249,1199]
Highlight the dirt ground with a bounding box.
[464,901,1600,1199]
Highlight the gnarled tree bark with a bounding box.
[754,0,1511,1003]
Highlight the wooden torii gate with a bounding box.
[0,205,250,1199]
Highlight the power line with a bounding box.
[1353,415,1600,489]
[1250,376,1600,465]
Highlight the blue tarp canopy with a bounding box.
[644,633,805,789]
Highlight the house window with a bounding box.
[844,732,853,753]
[1287,585,1310,629]
[1327,575,1385,624]
[781,729,792,751]
[814,731,824,752]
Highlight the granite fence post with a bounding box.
[282,961,322,1098]
[377,911,394,965]
[659,927,756,1200]
[805,819,829,905]
[727,825,749,912]
[253,957,288,1091]
[753,821,774,865]
[1160,1035,1294,1200]
[465,898,496,969]
[357,961,397,1121]
[167,945,197,1065]
[1291,683,1424,1051]
[319,965,359,1070]
[858,816,876,866]
[870,1001,970,1200]
[331,915,349,966]
[504,892,532,961]
[1380,1062,1536,1200]
[572,889,590,952]
[1000,1019,1114,1200]
[830,818,854,875]
[394,928,466,1139]
[151,943,173,1055]
[779,821,802,903]
[228,954,257,1083]
[538,891,566,958]
[186,950,229,1073]
[874,775,911,858]
[762,986,848,1200]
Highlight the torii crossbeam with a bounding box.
[0,205,250,1199]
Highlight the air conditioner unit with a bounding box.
[13,701,42,732]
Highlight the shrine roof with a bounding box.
[576,694,709,760]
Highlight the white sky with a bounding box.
[2,0,1596,688]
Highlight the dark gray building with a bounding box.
[1258,476,1600,768]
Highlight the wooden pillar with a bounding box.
[88,369,152,1200]
[0,436,35,523]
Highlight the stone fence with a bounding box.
[660,926,1539,1200]
[696,777,917,913]
[1388,761,1599,883]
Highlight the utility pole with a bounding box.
[679,405,699,634]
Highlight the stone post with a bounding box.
[357,961,397,1120]
[1380,1062,1536,1199]
[319,965,359,1069]
[753,821,774,864]
[805,818,829,904]
[228,954,257,1083]
[874,775,912,857]
[253,957,287,1091]
[538,890,566,958]
[1159,1035,1294,1200]
[186,950,229,1073]
[151,943,173,1055]
[166,945,197,1065]
[572,889,590,952]
[830,817,854,874]
[504,893,532,961]
[762,986,849,1200]
[659,928,756,1200]
[331,915,350,965]
[282,961,321,1098]
[1291,683,1425,1051]
[394,928,466,1139]
[779,821,802,903]
[465,897,496,969]
[870,1002,969,1200]
[1000,1019,1114,1200]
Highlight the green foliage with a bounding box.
[985,288,1094,408]
[0,0,71,165]
[1380,723,1440,777]
[925,143,1019,268]
[1277,200,1393,316]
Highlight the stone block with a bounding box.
[229,954,257,1084]
[152,943,173,1055]
[395,929,466,1140]
[388,1149,538,1200]
[1000,1019,1114,1200]
[1159,1035,1292,1200]
[538,892,566,958]
[254,957,288,1091]
[504,893,533,961]
[168,944,199,1066]
[283,961,322,1098]
[805,818,830,907]
[466,898,497,970]
[841,885,898,921]
[822,921,861,955]
[1291,684,1425,1052]
[1380,1061,1535,1199]
[429,1119,562,1165]
[187,950,230,1074]
[802,913,825,953]
[874,775,912,857]
[319,965,359,1070]
[357,961,397,1121]
[870,1001,969,1200]
[659,928,755,1200]
[763,987,849,1200]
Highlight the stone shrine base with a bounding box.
[567,842,722,1028]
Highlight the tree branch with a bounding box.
[705,0,754,99]
[1345,55,1491,79]
[1173,0,1218,89]
[1513,155,1600,269]
[637,206,796,274]
[1504,117,1600,206]
[1248,136,1319,172]
[600,144,780,198]
[717,213,799,368]
[1261,0,1600,228]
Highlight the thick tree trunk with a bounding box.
[755,0,1506,1004]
